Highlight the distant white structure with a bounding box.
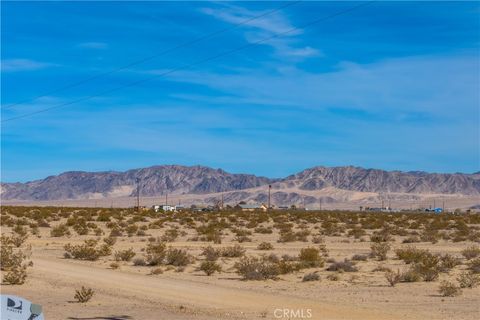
[152,204,175,212]
[238,203,268,212]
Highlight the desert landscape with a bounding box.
[1,205,480,319]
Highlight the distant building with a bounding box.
[425,207,443,213]
[152,204,175,212]
[238,204,268,212]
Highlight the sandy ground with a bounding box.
[2,219,480,320]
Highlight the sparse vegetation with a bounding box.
[200,261,222,276]
[74,286,95,303]
[438,281,462,297]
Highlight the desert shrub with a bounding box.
[103,237,117,246]
[370,230,393,243]
[351,254,368,261]
[201,246,221,261]
[234,256,279,280]
[401,268,421,282]
[11,234,28,248]
[298,247,324,268]
[257,242,274,250]
[1,244,26,271]
[254,226,273,234]
[312,235,325,244]
[385,269,402,287]
[133,257,146,266]
[221,245,245,258]
[457,271,480,288]
[165,248,191,266]
[412,253,440,281]
[461,246,480,260]
[145,241,167,266]
[402,236,421,243]
[395,246,429,264]
[327,259,358,272]
[200,261,222,276]
[74,286,94,303]
[438,281,461,297]
[370,242,390,261]
[114,248,136,262]
[347,228,366,239]
[161,229,179,242]
[302,272,320,282]
[64,241,101,261]
[110,262,120,269]
[277,260,302,274]
[468,258,480,273]
[150,267,163,275]
[126,224,139,237]
[234,235,252,243]
[50,223,71,237]
[326,273,340,281]
[109,228,123,237]
[420,229,440,244]
[97,244,112,257]
[3,265,27,285]
[439,254,461,272]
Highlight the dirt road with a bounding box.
[2,256,411,320]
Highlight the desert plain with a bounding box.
[1,206,480,320]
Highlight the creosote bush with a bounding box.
[145,241,167,266]
[114,248,136,262]
[370,242,390,261]
[200,261,222,276]
[327,259,358,272]
[302,272,320,282]
[3,265,28,285]
[74,286,95,303]
[165,248,192,266]
[385,269,401,287]
[257,242,274,250]
[461,246,480,260]
[457,271,480,288]
[201,246,221,261]
[298,247,324,268]
[234,256,279,280]
[438,281,462,297]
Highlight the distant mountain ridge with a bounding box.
[1,165,479,201]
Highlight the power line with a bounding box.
[1,1,302,111]
[2,1,375,123]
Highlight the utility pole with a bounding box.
[319,197,322,211]
[221,193,224,209]
[136,178,140,213]
[268,185,271,209]
[165,192,168,206]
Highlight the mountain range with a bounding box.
[1,165,480,206]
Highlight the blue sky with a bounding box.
[1,1,479,182]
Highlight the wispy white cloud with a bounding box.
[149,54,478,123]
[78,42,108,49]
[201,4,320,60]
[1,59,57,72]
